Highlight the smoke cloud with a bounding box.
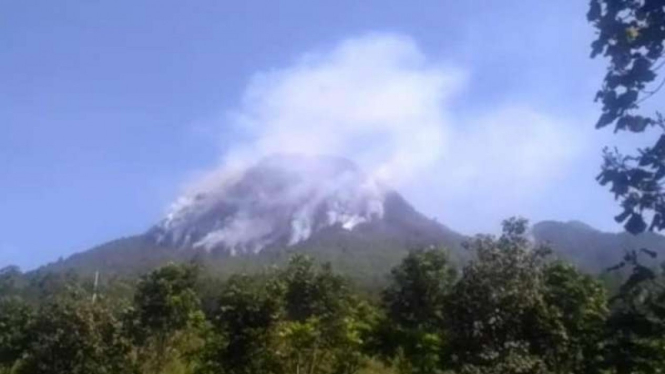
[187,33,585,234]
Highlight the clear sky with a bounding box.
[1,0,652,270]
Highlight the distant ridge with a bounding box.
[532,220,665,272]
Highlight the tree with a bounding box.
[375,248,456,374]
[541,262,609,374]
[275,255,370,374]
[444,218,555,374]
[588,0,665,235]
[600,258,665,374]
[280,255,350,323]
[16,296,135,374]
[382,249,456,331]
[588,7,665,368]
[198,273,283,374]
[198,255,373,374]
[0,297,33,372]
[130,263,206,374]
[443,219,614,374]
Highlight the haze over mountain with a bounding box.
[34,154,665,281]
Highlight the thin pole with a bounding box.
[92,271,99,303]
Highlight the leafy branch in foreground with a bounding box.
[589,0,665,235]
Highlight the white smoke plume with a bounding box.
[198,33,463,188]
[179,33,585,235]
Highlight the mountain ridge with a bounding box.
[29,155,665,280]
[532,220,665,272]
[36,218,665,279]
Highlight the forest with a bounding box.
[1,218,665,374]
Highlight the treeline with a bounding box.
[1,219,665,374]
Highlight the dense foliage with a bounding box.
[588,0,665,235]
[3,219,665,374]
[588,5,665,373]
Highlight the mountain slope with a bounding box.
[33,155,665,280]
[37,155,466,281]
[532,220,665,272]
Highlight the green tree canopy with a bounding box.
[444,218,553,374]
[17,296,134,374]
[130,263,205,374]
[198,273,283,374]
[0,297,33,371]
[375,248,456,374]
[541,262,609,374]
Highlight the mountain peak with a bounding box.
[39,153,466,277]
[150,154,387,254]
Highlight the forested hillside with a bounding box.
[532,221,665,272]
[34,217,665,290]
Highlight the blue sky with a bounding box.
[0,0,647,270]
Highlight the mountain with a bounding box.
[150,155,389,255]
[532,220,665,272]
[34,155,665,282]
[39,155,466,284]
